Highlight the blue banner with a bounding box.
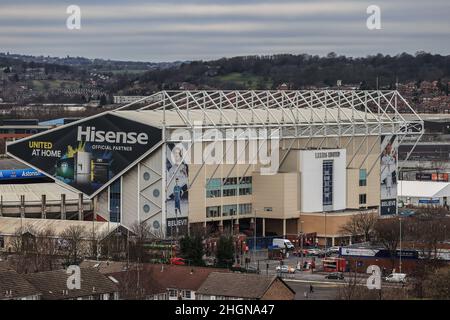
[0,168,45,180]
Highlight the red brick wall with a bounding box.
[261,278,295,300]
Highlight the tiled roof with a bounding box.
[107,264,229,297]
[0,270,40,300]
[24,268,118,300]
[197,272,280,299]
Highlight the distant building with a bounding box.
[38,117,81,126]
[196,272,295,300]
[113,95,161,104]
[398,180,450,207]
[0,119,53,154]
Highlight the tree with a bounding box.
[129,221,152,263]
[179,234,205,266]
[216,236,235,268]
[99,94,107,106]
[60,225,87,266]
[373,218,400,270]
[339,212,378,242]
[403,210,450,297]
[423,266,450,299]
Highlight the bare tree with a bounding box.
[373,218,400,270]
[33,227,58,272]
[128,221,154,263]
[339,212,378,242]
[403,210,450,298]
[60,225,87,266]
[423,266,450,299]
[336,271,409,300]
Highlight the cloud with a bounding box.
[0,0,449,61]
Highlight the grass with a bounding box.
[31,80,79,90]
[216,72,272,89]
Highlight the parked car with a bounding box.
[307,248,324,256]
[325,272,345,280]
[169,257,186,265]
[246,266,261,274]
[276,265,296,274]
[326,246,341,255]
[384,273,407,283]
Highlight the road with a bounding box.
[286,280,341,300]
[241,249,406,300]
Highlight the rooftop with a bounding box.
[112,90,423,138]
[0,270,41,300]
[0,182,87,202]
[0,158,29,170]
[97,263,230,297]
[196,272,293,299]
[0,217,120,239]
[398,180,450,198]
[24,268,118,300]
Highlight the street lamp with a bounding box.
[300,220,304,271]
[253,208,257,270]
[399,217,403,273]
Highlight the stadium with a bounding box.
[6,90,423,246]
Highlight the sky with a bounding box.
[0,0,449,62]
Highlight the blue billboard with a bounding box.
[0,168,45,181]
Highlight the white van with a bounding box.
[384,273,407,283]
[273,238,295,250]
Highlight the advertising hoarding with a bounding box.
[380,135,398,215]
[7,113,161,197]
[165,143,189,237]
[0,168,45,181]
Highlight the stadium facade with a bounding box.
[7,90,423,246]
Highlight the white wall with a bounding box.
[299,149,346,212]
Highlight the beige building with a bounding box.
[7,91,423,246]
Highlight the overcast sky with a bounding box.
[1,0,449,62]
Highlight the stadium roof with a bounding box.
[0,216,120,238]
[117,107,382,127]
[0,183,87,203]
[114,90,424,139]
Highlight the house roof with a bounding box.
[105,264,229,297]
[0,270,41,300]
[24,268,118,300]
[0,258,13,272]
[196,272,293,299]
[80,260,131,275]
[398,180,450,198]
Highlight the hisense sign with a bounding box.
[7,113,161,197]
[77,126,149,145]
